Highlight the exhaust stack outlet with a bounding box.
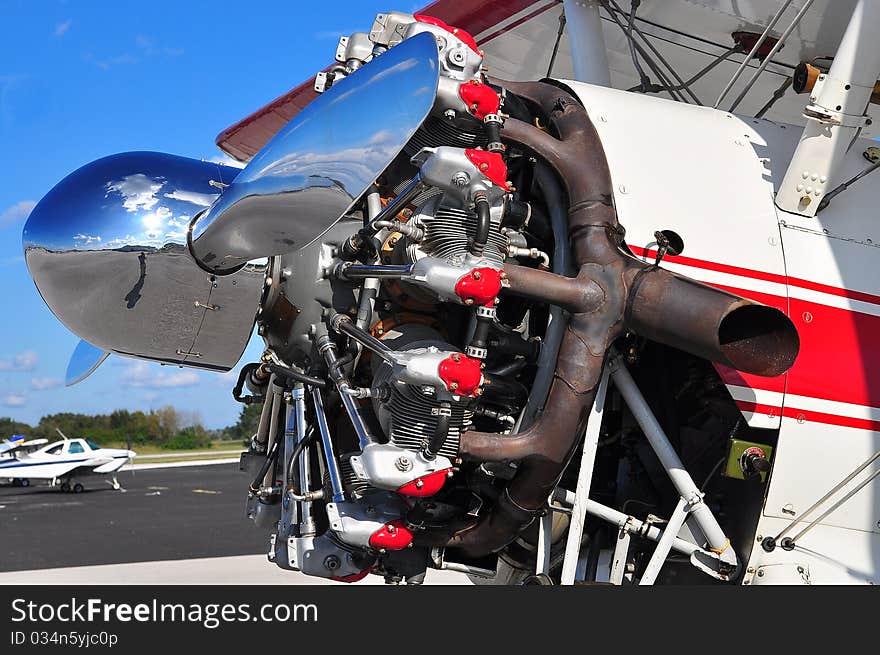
[625,267,798,378]
[445,80,800,558]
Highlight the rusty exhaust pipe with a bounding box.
[447,81,799,557]
[625,269,799,378]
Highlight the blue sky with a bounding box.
[0,0,413,430]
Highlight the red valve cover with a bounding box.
[438,354,483,397]
[331,567,373,583]
[459,80,500,119]
[397,468,453,497]
[414,14,480,54]
[465,149,508,188]
[368,520,414,551]
[455,267,503,306]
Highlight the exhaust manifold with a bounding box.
[444,81,799,557]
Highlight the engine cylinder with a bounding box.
[406,196,507,264]
[371,326,473,458]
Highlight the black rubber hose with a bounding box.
[329,352,355,378]
[470,191,491,258]
[285,429,316,487]
[485,120,504,153]
[233,363,264,405]
[486,358,527,377]
[491,331,540,360]
[468,316,492,356]
[500,199,532,232]
[519,163,571,428]
[423,402,451,460]
[481,374,529,407]
[249,436,281,494]
[266,364,327,389]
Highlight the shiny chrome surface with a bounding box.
[65,340,109,386]
[189,31,440,273]
[24,152,267,371]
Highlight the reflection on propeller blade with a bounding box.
[65,339,110,386]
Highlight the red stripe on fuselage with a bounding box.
[736,401,880,433]
[627,245,880,307]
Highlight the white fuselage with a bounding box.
[563,80,880,584]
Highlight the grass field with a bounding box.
[97,439,246,464]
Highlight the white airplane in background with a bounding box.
[1,436,50,487]
[0,437,136,492]
[0,435,49,460]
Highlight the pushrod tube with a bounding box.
[291,387,316,536]
[318,337,375,449]
[262,382,284,489]
[312,387,346,502]
[331,314,395,362]
[338,263,414,280]
[361,174,424,237]
[356,187,384,331]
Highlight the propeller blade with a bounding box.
[65,339,110,386]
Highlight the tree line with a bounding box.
[0,403,264,450]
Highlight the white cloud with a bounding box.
[54,19,72,38]
[205,153,245,169]
[314,29,359,41]
[106,174,164,212]
[96,53,139,70]
[0,351,38,371]
[163,190,216,206]
[1,200,36,225]
[2,393,26,407]
[31,376,62,390]
[135,34,184,58]
[73,233,102,245]
[121,361,200,389]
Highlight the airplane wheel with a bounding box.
[19,479,30,488]
[60,482,71,493]
[72,483,84,494]
[12,479,20,487]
